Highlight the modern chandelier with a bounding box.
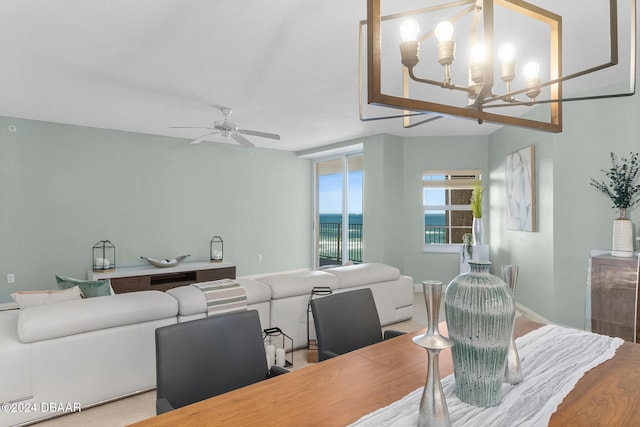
[361,0,637,132]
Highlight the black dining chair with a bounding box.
[155,309,287,414]
[310,288,405,361]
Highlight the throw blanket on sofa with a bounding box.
[192,279,247,316]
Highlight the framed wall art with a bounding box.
[506,145,535,232]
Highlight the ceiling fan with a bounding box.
[170,107,280,148]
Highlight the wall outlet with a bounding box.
[7,273,15,284]
[258,254,263,263]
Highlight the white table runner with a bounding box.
[350,324,624,427]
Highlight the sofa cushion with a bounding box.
[166,285,204,316]
[167,279,272,316]
[56,274,112,298]
[257,270,339,299]
[324,263,400,288]
[236,278,273,303]
[12,285,84,309]
[17,290,178,343]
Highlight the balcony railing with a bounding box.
[319,222,362,266]
[425,226,472,244]
[425,226,447,244]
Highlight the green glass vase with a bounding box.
[444,261,515,407]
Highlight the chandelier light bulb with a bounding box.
[524,61,541,100]
[498,43,516,63]
[469,43,486,84]
[523,61,540,80]
[400,19,420,42]
[470,43,486,63]
[434,21,454,42]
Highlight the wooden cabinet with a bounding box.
[88,261,236,294]
[590,253,640,342]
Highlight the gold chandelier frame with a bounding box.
[360,0,636,132]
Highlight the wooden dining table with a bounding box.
[129,318,640,426]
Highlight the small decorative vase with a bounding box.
[472,217,483,245]
[444,261,515,407]
[413,281,454,427]
[612,208,634,257]
[501,265,522,385]
[462,234,473,262]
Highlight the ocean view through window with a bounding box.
[423,170,481,247]
[318,213,363,265]
[315,155,363,267]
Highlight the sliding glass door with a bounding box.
[314,154,363,268]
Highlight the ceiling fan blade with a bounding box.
[207,103,230,113]
[170,126,215,131]
[231,133,255,148]
[237,128,280,140]
[190,132,220,144]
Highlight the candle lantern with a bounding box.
[263,327,293,367]
[92,240,116,271]
[210,236,224,262]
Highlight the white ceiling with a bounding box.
[0,1,634,152]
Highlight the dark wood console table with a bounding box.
[87,261,236,293]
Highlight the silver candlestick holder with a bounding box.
[502,265,523,385]
[413,280,454,427]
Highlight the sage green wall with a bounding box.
[362,134,404,268]
[487,110,556,323]
[489,92,640,328]
[0,116,312,298]
[552,94,640,328]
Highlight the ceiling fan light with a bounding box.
[175,106,279,147]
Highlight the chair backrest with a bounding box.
[155,310,268,411]
[310,288,383,361]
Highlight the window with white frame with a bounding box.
[423,170,481,247]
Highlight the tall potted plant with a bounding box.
[470,180,484,245]
[590,152,640,257]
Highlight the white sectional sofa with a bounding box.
[0,263,413,426]
[0,291,178,427]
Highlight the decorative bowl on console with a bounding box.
[140,254,190,268]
